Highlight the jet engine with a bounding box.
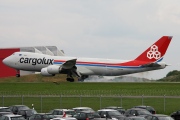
[41,67,55,76]
[47,65,62,74]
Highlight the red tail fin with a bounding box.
[135,36,172,62]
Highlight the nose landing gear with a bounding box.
[16,70,20,77]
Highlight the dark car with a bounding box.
[97,109,125,120]
[145,114,174,120]
[0,107,11,112]
[124,108,151,117]
[132,106,156,114]
[9,105,30,114]
[17,109,37,119]
[103,106,126,114]
[73,111,100,120]
[170,110,180,120]
[29,113,55,120]
[124,116,146,120]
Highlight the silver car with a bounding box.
[0,114,25,120]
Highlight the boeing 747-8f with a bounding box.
[3,36,172,82]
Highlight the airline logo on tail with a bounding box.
[147,45,161,60]
[135,36,172,62]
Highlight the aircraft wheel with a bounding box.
[69,78,74,82]
[66,78,71,81]
[78,75,88,82]
[78,78,84,82]
[16,74,20,77]
[66,78,74,82]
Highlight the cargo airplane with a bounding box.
[3,36,172,82]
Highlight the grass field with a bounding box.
[0,81,180,115]
[0,82,180,96]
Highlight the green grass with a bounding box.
[0,82,180,96]
[0,82,180,114]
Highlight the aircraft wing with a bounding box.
[61,59,82,77]
[62,59,77,69]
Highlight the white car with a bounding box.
[50,117,77,120]
[0,107,11,112]
[97,109,125,120]
[72,107,94,113]
[50,109,75,118]
[0,114,25,120]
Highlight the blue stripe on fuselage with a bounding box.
[156,57,163,63]
[53,62,141,69]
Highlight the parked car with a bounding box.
[72,107,94,113]
[97,109,125,120]
[124,116,146,120]
[29,113,55,120]
[132,106,156,114]
[64,109,76,117]
[124,108,151,117]
[103,106,126,114]
[170,110,180,120]
[9,105,30,114]
[145,114,174,120]
[50,109,75,117]
[17,109,37,119]
[73,111,100,120]
[0,114,25,120]
[0,112,14,117]
[0,107,11,112]
[50,117,77,120]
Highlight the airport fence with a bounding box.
[1,94,180,115]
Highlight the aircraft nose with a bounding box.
[2,57,10,66]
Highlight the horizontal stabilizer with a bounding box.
[141,62,167,68]
[141,63,161,67]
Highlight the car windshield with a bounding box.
[158,116,174,120]
[11,116,25,120]
[108,111,122,116]
[132,118,146,120]
[87,113,94,118]
[54,111,63,115]
[92,112,100,118]
[65,111,75,115]
[26,110,37,116]
[138,110,151,115]
[18,106,29,110]
[81,109,94,112]
[146,107,155,111]
[0,108,11,112]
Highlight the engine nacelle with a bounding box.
[47,65,61,74]
[41,67,55,76]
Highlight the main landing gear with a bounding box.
[78,75,89,82]
[16,70,20,77]
[66,75,89,82]
[66,77,74,82]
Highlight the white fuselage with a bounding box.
[3,52,165,76]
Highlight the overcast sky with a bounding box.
[0,0,180,80]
